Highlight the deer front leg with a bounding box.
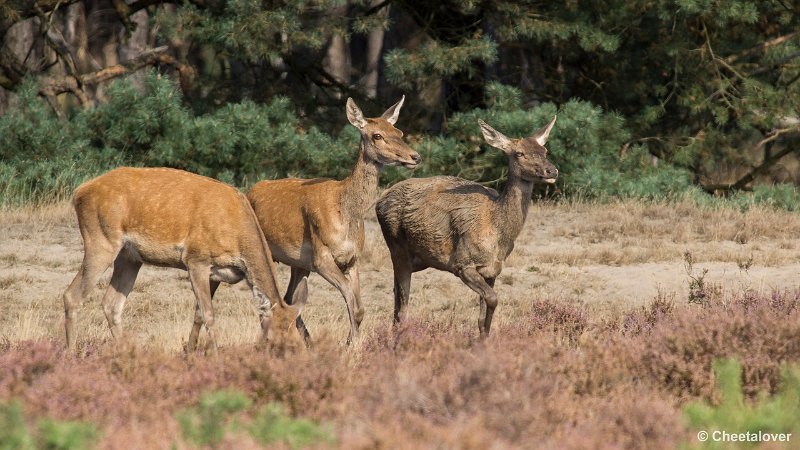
[284,267,312,345]
[345,265,364,328]
[314,252,360,345]
[459,267,498,337]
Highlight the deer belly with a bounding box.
[269,241,314,271]
[122,236,185,269]
[210,267,245,284]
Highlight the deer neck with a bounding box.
[495,171,533,239]
[342,142,381,223]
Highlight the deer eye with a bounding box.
[514,151,524,158]
[373,134,383,141]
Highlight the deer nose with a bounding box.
[411,153,422,163]
[548,167,558,177]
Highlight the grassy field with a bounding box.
[1,199,799,448]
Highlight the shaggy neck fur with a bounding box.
[496,164,534,239]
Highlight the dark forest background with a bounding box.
[1,0,799,207]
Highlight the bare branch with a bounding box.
[702,129,800,194]
[750,51,800,76]
[725,31,800,64]
[33,3,80,78]
[36,46,195,106]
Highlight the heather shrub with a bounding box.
[525,299,589,344]
[1,289,799,448]
[0,341,60,398]
[637,290,800,400]
[249,403,334,449]
[684,358,800,449]
[554,391,684,450]
[619,292,676,335]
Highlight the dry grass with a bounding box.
[2,199,800,348]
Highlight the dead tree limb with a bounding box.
[724,31,800,64]
[702,131,799,194]
[36,45,195,113]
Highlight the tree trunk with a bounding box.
[119,9,149,88]
[323,3,350,98]
[361,0,388,99]
[0,18,44,113]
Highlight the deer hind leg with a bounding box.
[314,252,359,345]
[186,280,220,353]
[284,267,312,344]
[388,246,412,324]
[459,268,498,337]
[101,253,142,344]
[63,238,119,349]
[187,263,218,355]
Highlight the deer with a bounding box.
[247,96,421,344]
[375,116,558,336]
[62,167,308,352]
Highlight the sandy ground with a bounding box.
[1,199,799,350]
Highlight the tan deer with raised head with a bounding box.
[376,116,558,336]
[247,96,420,343]
[62,167,307,351]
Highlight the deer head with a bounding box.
[261,277,308,348]
[346,96,421,168]
[478,116,559,184]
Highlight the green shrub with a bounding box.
[177,389,250,449]
[0,401,96,450]
[0,73,357,205]
[0,80,115,206]
[411,83,695,200]
[684,358,800,449]
[1,75,797,210]
[38,419,97,450]
[0,401,33,450]
[177,390,333,449]
[249,403,334,449]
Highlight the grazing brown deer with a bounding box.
[62,167,307,351]
[376,117,558,336]
[247,96,420,343]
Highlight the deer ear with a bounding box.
[289,277,308,317]
[478,119,512,152]
[380,95,405,125]
[533,115,557,146]
[346,98,367,129]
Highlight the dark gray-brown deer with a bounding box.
[376,117,557,336]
